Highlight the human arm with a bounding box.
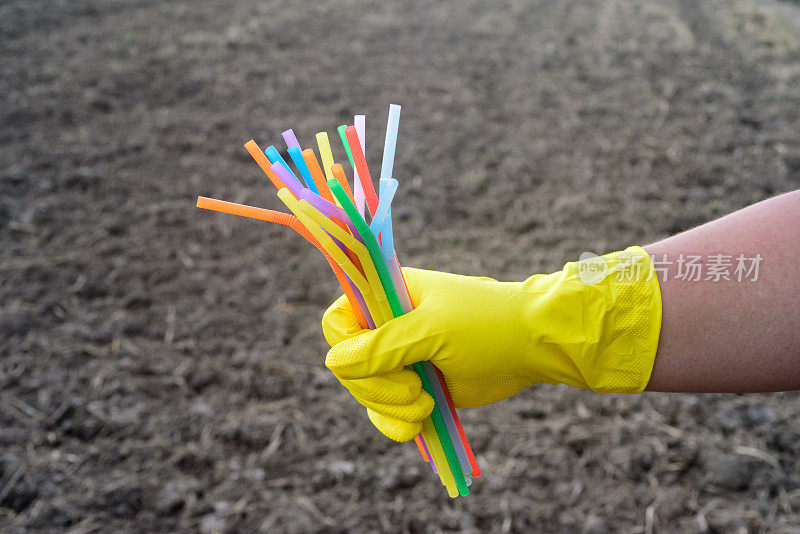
[644,189,800,392]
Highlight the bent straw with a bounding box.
[195,196,369,329]
[298,188,365,271]
[371,177,476,482]
[375,179,413,313]
[344,126,379,217]
[265,145,299,182]
[381,104,401,180]
[329,170,403,318]
[277,190,387,326]
[287,146,320,195]
[353,115,367,217]
[383,221,476,477]
[329,175,469,496]
[302,149,336,204]
[244,140,290,193]
[369,178,399,237]
[370,182,470,477]
[282,129,300,149]
[270,162,304,198]
[299,189,361,241]
[295,199,392,325]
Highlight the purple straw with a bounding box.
[270,162,304,198]
[299,189,363,241]
[282,129,300,149]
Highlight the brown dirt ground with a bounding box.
[3,0,800,532]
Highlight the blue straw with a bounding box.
[380,104,401,180]
[265,145,298,182]
[379,180,395,259]
[287,146,319,194]
[369,178,398,238]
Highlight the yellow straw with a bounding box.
[316,132,337,183]
[295,200,393,325]
[276,190,386,325]
[422,418,458,497]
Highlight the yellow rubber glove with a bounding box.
[322,246,662,442]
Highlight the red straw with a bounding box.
[344,126,379,217]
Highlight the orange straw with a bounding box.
[244,140,292,195]
[331,164,354,205]
[415,435,430,462]
[196,196,368,329]
[302,149,336,204]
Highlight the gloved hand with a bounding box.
[322,246,662,441]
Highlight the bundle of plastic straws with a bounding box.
[196,105,479,497]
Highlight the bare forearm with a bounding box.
[644,190,800,392]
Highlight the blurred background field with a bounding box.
[2,0,800,531]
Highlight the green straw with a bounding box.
[337,125,358,173]
[328,178,469,496]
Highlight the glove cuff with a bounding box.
[572,246,662,393]
[520,246,662,393]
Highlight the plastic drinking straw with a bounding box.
[195,196,369,329]
[337,124,364,217]
[353,115,367,217]
[291,196,391,323]
[343,126,379,217]
[287,146,320,195]
[371,177,475,480]
[414,435,430,463]
[301,149,336,204]
[316,132,351,197]
[328,176,469,496]
[381,104,401,180]
[421,411,458,497]
[244,140,291,193]
[370,182,469,477]
[346,115,367,217]
[298,187,365,271]
[292,183,439,472]
[369,178,398,237]
[434,366,480,477]
[299,189,361,241]
[270,162,304,199]
[277,190,387,326]
[294,199,392,324]
[355,115,366,159]
[420,360,472,480]
[337,125,357,172]
[329,170,403,318]
[282,129,300,149]
[374,180,413,313]
[265,145,299,182]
